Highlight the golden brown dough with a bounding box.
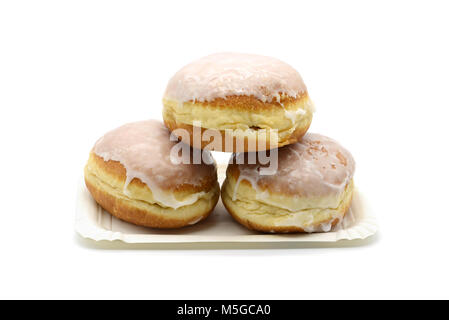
[221,133,356,233]
[162,53,314,152]
[84,120,220,228]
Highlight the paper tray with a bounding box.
[75,166,377,245]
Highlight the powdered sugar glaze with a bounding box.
[93,120,216,192]
[232,133,355,197]
[164,53,307,103]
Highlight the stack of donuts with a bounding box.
[84,53,355,233]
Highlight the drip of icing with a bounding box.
[93,120,216,209]
[284,108,307,124]
[333,207,356,231]
[307,99,316,113]
[319,220,334,232]
[275,212,343,233]
[284,98,315,124]
[232,173,258,201]
[231,162,262,201]
[188,216,204,225]
[302,215,318,233]
[164,52,307,104]
[123,170,207,209]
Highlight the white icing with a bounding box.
[164,52,307,103]
[188,216,204,225]
[122,168,207,209]
[272,210,343,233]
[284,108,306,124]
[93,120,216,209]
[284,98,315,124]
[232,172,258,201]
[230,133,355,198]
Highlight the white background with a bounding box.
[1,0,448,299]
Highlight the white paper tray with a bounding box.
[75,166,377,245]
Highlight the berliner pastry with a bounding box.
[162,53,314,152]
[84,120,220,228]
[221,133,355,233]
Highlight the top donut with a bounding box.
[162,53,314,152]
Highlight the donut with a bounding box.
[221,133,355,233]
[84,120,220,228]
[162,53,314,152]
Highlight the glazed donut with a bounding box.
[221,133,355,233]
[162,53,314,152]
[84,120,220,228]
